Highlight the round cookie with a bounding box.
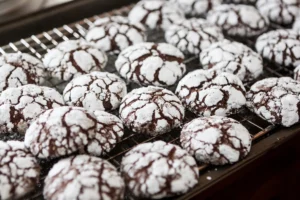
[63,72,127,112]
[0,141,40,200]
[119,86,185,136]
[200,40,264,81]
[294,65,300,81]
[88,111,124,156]
[169,0,222,16]
[85,16,146,54]
[115,43,186,87]
[0,84,64,135]
[43,39,108,82]
[165,18,224,55]
[256,0,300,26]
[176,70,246,117]
[121,141,199,199]
[247,77,300,127]
[181,116,252,165]
[44,155,125,200]
[0,53,46,92]
[255,29,300,67]
[128,0,185,30]
[207,4,269,37]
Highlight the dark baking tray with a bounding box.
[0,2,299,200]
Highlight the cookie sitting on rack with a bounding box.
[128,0,185,30]
[85,16,147,54]
[0,53,46,93]
[207,4,269,37]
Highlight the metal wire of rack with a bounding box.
[0,3,297,200]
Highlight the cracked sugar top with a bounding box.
[43,39,108,81]
[121,141,199,199]
[115,42,186,87]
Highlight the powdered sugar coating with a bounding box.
[86,16,146,54]
[170,0,222,16]
[24,107,98,159]
[255,29,300,67]
[207,4,269,37]
[165,18,224,55]
[0,84,64,134]
[44,155,125,200]
[294,65,300,81]
[293,17,300,31]
[0,53,46,92]
[119,86,185,136]
[256,0,300,26]
[63,72,127,112]
[200,40,263,81]
[176,70,246,117]
[181,116,252,165]
[0,141,40,200]
[43,39,108,82]
[128,0,185,30]
[88,111,124,156]
[121,141,199,199]
[115,43,186,87]
[247,77,300,127]
[224,0,257,3]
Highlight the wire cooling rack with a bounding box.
[0,3,298,200]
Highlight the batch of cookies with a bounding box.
[0,0,300,199]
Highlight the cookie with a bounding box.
[44,155,125,200]
[128,0,185,30]
[88,110,124,156]
[0,84,65,135]
[247,77,300,127]
[256,0,300,26]
[119,86,185,136]
[181,116,252,165]
[293,17,300,31]
[200,40,264,81]
[165,18,224,55]
[176,70,246,117]
[170,0,222,16]
[63,72,127,112]
[255,29,300,67]
[207,4,269,37]
[121,141,199,199]
[115,43,186,86]
[24,106,98,159]
[43,39,108,82]
[85,16,146,54]
[294,65,300,81]
[0,53,46,92]
[0,141,40,200]
[224,0,257,3]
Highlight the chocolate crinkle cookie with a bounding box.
[0,53,46,92]
[200,40,263,81]
[128,0,185,30]
[85,16,146,54]
[255,29,300,67]
[294,65,300,81]
[247,77,300,127]
[165,18,224,55]
[181,116,252,165]
[176,70,246,117]
[63,72,127,112]
[115,42,186,87]
[0,141,40,200]
[169,0,222,16]
[119,86,185,136]
[207,4,269,37]
[256,0,300,26]
[43,39,108,82]
[121,141,199,199]
[24,106,123,159]
[293,17,300,31]
[0,84,64,135]
[44,155,125,200]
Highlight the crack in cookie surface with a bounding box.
[115,42,186,87]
